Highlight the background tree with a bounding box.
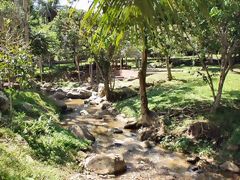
[174,0,240,112]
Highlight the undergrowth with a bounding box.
[0,90,91,179]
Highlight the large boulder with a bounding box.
[98,83,105,98]
[69,125,95,142]
[52,91,66,100]
[220,161,240,173]
[84,153,127,175]
[67,89,92,99]
[0,91,9,112]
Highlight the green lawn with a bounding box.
[114,69,240,159]
[115,69,240,117]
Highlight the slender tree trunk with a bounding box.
[104,74,111,100]
[139,34,150,125]
[75,56,81,85]
[22,0,29,43]
[166,56,172,81]
[39,55,43,84]
[120,58,123,69]
[211,70,227,112]
[90,63,93,85]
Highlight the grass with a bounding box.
[115,69,240,117]
[0,90,91,179]
[0,128,69,179]
[114,69,240,160]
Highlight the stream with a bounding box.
[62,99,238,180]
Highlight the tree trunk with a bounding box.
[211,69,228,112]
[22,0,30,43]
[139,35,150,125]
[39,55,43,84]
[75,56,81,85]
[90,63,93,85]
[120,58,123,69]
[104,75,111,100]
[166,56,172,81]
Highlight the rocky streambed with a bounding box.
[59,97,239,180]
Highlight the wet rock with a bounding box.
[84,153,126,175]
[80,110,89,116]
[187,156,200,165]
[124,120,141,130]
[100,101,111,110]
[69,125,95,142]
[187,122,221,140]
[98,83,105,98]
[108,107,118,116]
[0,91,9,112]
[94,110,110,119]
[55,100,67,113]
[220,161,240,173]
[189,166,203,174]
[111,128,123,134]
[141,140,155,149]
[52,91,66,100]
[138,127,154,141]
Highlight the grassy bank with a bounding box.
[114,69,240,160]
[0,90,91,179]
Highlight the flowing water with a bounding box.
[62,99,239,180]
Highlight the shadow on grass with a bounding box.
[115,79,208,117]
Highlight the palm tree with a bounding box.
[37,0,59,23]
[84,0,175,125]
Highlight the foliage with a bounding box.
[0,128,70,179]
[0,9,33,86]
[4,90,90,164]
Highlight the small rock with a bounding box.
[124,121,141,130]
[141,140,155,149]
[80,110,89,116]
[84,153,126,175]
[100,101,111,110]
[189,166,203,174]
[220,161,240,173]
[111,128,123,134]
[187,156,201,165]
[69,125,95,142]
[98,83,105,98]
